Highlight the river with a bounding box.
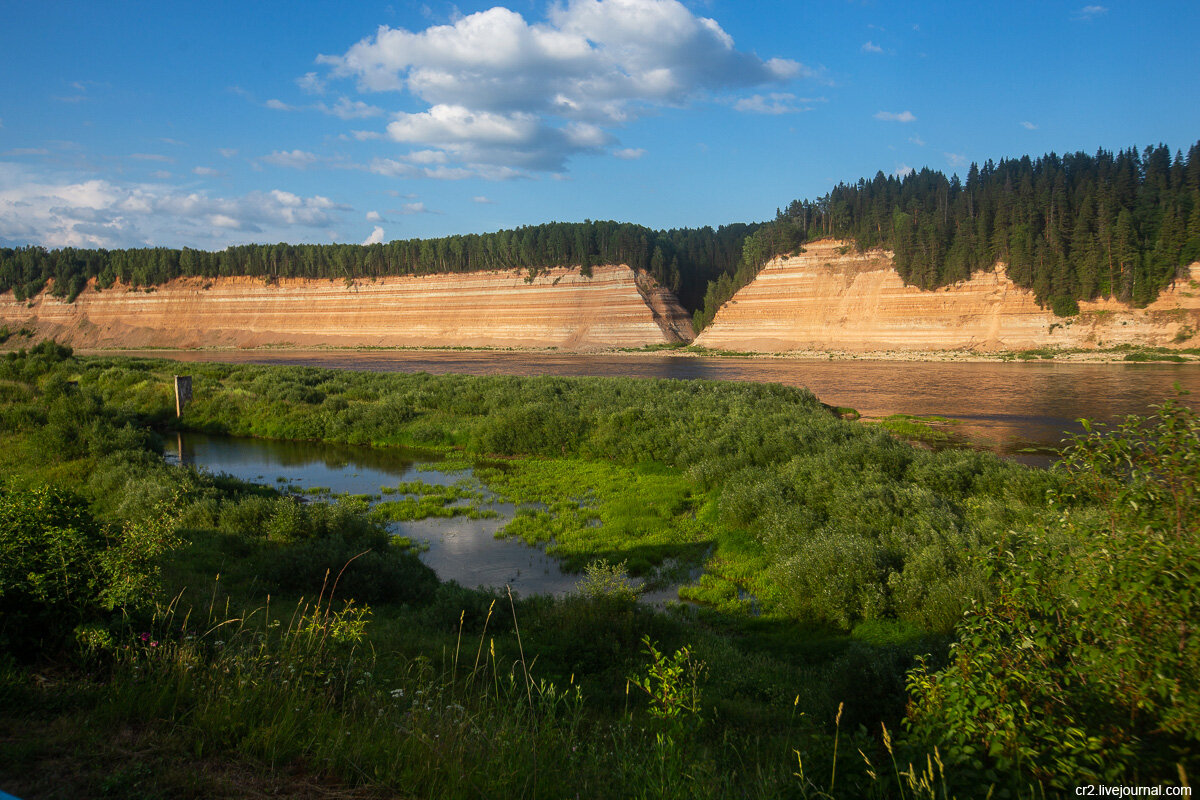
[136,349,1200,461]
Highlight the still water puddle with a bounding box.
[167,432,582,598]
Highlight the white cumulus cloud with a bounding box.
[362,225,385,245]
[314,0,806,176]
[0,162,349,248]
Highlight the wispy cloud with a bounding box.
[908,135,925,146]
[322,98,384,119]
[735,93,811,115]
[264,95,383,119]
[613,148,646,160]
[472,196,495,204]
[1020,120,1038,130]
[875,110,916,123]
[366,155,524,181]
[130,153,174,163]
[3,148,51,157]
[1074,5,1107,20]
[261,150,320,169]
[945,152,967,168]
[861,41,883,54]
[192,166,222,176]
[218,148,239,158]
[297,71,326,94]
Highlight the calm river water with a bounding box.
[142,349,1200,460]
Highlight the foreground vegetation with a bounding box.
[1,345,1195,797]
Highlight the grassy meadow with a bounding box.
[0,343,1195,798]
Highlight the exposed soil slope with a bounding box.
[695,240,1200,352]
[0,265,694,350]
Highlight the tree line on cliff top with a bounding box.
[3,141,1199,327]
[0,220,754,316]
[719,140,1200,323]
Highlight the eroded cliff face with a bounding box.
[0,265,694,350]
[695,240,1200,353]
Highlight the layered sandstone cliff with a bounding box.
[695,240,1200,353]
[0,265,694,350]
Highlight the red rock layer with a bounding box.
[695,240,1200,352]
[0,265,694,350]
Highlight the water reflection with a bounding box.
[169,432,580,597]
[403,514,580,595]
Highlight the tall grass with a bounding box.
[100,572,843,799]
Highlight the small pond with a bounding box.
[166,432,586,598]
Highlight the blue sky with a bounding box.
[1,0,1197,250]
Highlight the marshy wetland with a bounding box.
[1,345,1196,798]
[136,346,1200,464]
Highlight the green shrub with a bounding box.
[1049,294,1080,317]
[470,400,585,456]
[264,535,437,606]
[578,558,639,603]
[0,484,104,655]
[905,400,1200,791]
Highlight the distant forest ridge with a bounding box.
[0,221,757,316]
[3,141,1199,325]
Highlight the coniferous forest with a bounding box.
[748,141,1200,313]
[2,142,1199,328]
[0,220,756,315]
